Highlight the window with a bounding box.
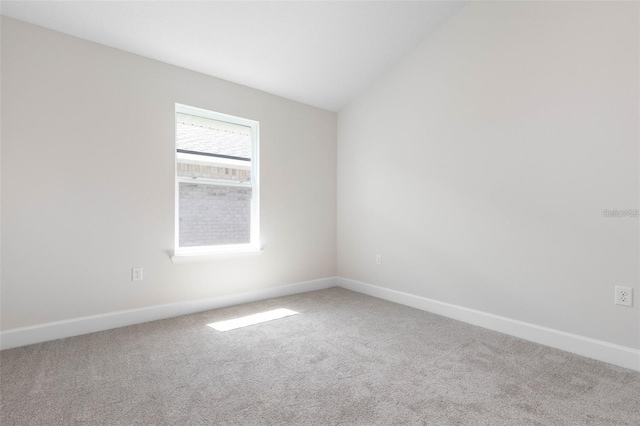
[174,104,260,258]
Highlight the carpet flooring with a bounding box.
[1,287,639,425]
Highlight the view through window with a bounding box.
[175,104,259,255]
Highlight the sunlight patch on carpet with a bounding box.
[207,308,299,331]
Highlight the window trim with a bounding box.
[173,104,260,260]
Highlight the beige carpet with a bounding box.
[1,287,639,425]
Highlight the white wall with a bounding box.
[0,17,337,330]
[338,1,639,349]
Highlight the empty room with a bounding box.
[1,1,639,424]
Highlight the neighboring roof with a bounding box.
[176,122,251,160]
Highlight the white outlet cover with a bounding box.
[614,286,632,307]
[132,267,143,281]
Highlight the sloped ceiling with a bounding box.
[1,1,467,111]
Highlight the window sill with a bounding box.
[171,248,263,264]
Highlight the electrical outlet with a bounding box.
[376,255,382,265]
[132,267,143,281]
[614,286,632,307]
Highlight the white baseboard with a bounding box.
[0,277,337,350]
[4,275,638,372]
[337,277,640,372]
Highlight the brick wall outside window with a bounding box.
[179,183,251,246]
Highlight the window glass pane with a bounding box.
[179,183,252,247]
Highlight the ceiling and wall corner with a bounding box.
[0,0,468,112]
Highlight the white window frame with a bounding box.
[172,104,260,261]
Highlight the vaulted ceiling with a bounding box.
[1,1,467,111]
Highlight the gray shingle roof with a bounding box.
[176,122,251,159]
